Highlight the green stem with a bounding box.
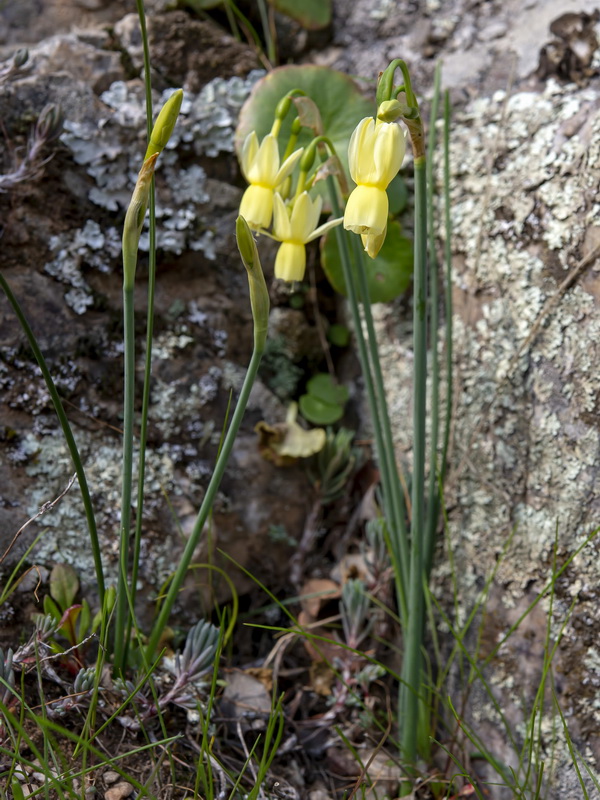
[424,63,442,578]
[326,177,408,627]
[256,0,276,64]
[145,346,265,659]
[441,89,453,483]
[130,0,156,657]
[349,234,410,589]
[0,273,105,606]
[400,154,428,768]
[223,0,242,42]
[114,285,135,674]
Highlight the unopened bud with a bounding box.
[236,215,269,351]
[36,104,63,142]
[275,94,292,122]
[377,99,403,123]
[236,214,259,271]
[145,89,183,160]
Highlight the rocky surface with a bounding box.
[1,0,600,796]
[0,13,309,623]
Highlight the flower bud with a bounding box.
[377,100,403,123]
[145,89,183,160]
[236,216,270,351]
[275,94,293,122]
[36,104,63,143]
[236,214,259,271]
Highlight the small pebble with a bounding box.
[105,781,133,800]
[103,772,120,785]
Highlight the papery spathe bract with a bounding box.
[343,115,405,258]
[273,191,342,282]
[239,131,303,230]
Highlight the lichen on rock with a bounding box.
[375,72,600,780]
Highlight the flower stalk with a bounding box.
[114,88,182,675]
[145,217,270,659]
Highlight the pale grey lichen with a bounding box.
[57,72,263,279]
[44,221,121,313]
[18,428,180,588]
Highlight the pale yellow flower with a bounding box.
[273,192,342,282]
[239,131,303,230]
[343,116,405,257]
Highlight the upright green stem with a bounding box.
[114,284,136,674]
[0,273,105,606]
[424,64,442,578]
[256,0,276,64]
[130,0,156,654]
[400,154,428,768]
[145,346,265,659]
[327,177,408,627]
[441,90,453,482]
[349,234,410,585]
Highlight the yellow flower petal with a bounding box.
[272,192,292,241]
[240,184,274,230]
[240,131,259,182]
[289,192,322,241]
[274,242,306,282]
[246,133,279,184]
[274,147,304,185]
[361,225,387,259]
[343,185,388,236]
[373,122,404,187]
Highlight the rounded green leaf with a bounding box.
[178,0,223,10]
[387,175,408,215]
[236,65,373,191]
[268,0,331,29]
[321,221,413,304]
[327,323,350,347]
[299,394,343,425]
[307,373,348,406]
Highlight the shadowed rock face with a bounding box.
[0,16,308,622]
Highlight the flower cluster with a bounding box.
[237,93,406,281]
[238,128,342,282]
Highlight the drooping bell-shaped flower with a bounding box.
[239,131,303,230]
[343,115,405,258]
[273,191,342,282]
